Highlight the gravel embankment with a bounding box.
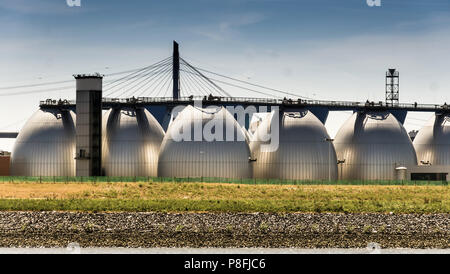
[0,212,448,248]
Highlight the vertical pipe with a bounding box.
[172,41,180,100]
[325,138,334,181]
[328,141,331,181]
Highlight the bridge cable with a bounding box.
[105,59,172,97]
[180,64,227,97]
[183,58,313,100]
[180,58,232,97]
[114,62,172,98]
[136,66,173,98]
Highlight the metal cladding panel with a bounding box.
[250,110,337,180]
[10,109,76,176]
[334,111,417,180]
[102,107,165,176]
[413,113,450,166]
[158,105,252,179]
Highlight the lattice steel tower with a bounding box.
[386,68,399,106]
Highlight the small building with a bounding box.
[0,151,11,176]
[407,165,449,181]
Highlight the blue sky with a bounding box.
[2,0,449,51]
[1,0,450,150]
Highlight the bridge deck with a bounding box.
[0,132,19,139]
[39,96,450,112]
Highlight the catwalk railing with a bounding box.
[39,96,450,112]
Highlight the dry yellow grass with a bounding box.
[0,183,125,199]
[0,182,448,213]
[0,181,447,200]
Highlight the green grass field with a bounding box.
[0,180,448,213]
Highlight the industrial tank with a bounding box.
[250,110,337,180]
[10,108,76,176]
[158,105,252,178]
[102,107,165,176]
[413,113,450,165]
[334,111,417,180]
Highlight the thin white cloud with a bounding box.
[190,12,266,41]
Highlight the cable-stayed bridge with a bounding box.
[1,41,449,135]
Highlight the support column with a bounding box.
[74,73,103,176]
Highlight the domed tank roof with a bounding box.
[102,107,165,176]
[158,105,252,179]
[334,111,417,180]
[250,110,337,180]
[413,113,450,166]
[10,108,76,176]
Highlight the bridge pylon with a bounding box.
[172,41,180,100]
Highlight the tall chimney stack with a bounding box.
[74,73,103,176]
